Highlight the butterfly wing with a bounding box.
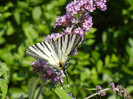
[26,34,82,70]
[55,34,82,65]
[26,41,59,67]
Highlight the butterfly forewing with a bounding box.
[26,42,59,67]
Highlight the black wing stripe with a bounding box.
[57,37,62,61]
[39,42,50,58]
[60,36,63,51]
[45,41,58,63]
[62,34,68,54]
[65,34,70,53]
[42,41,59,65]
[68,35,81,55]
[34,43,48,57]
[26,48,44,60]
[67,34,76,54]
[43,42,51,53]
[51,39,59,56]
[31,45,38,50]
[72,35,79,49]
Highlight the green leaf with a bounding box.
[0,37,5,44]
[96,59,103,73]
[0,79,8,99]
[58,0,66,6]
[85,88,96,91]
[126,38,133,58]
[102,73,113,82]
[92,51,100,60]
[32,6,42,20]
[52,86,71,99]
[80,68,90,81]
[105,55,110,66]
[102,31,107,43]
[9,88,28,98]
[0,69,6,77]
[0,62,10,83]
[17,1,29,8]
[84,39,95,45]
[12,72,26,81]
[13,11,21,25]
[3,12,12,18]
[6,21,15,36]
[128,0,133,7]
[28,78,39,99]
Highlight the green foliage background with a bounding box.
[0,0,133,99]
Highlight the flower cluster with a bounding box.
[96,85,106,96]
[66,0,107,15]
[80,12,93,32]
[53,14,76,28]
[53,0,107,44]
[44,33,62,42]
[110,82,131,99]
[94,0,107,11]
[30,60,65,85]
[89,82,131,99]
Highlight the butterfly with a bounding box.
[26,34,82,87]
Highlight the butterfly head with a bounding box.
[57,61,69,70]
[58,62,63,69]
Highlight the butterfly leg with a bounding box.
[63,66,69,87]
[58,72,63,89]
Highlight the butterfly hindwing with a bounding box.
[62,34,82,56]
[55,34,82,65]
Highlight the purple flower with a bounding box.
[66,0,106,15]
[53,0,107,43]
[96,85,106,96]
[44,33,62,42]
[74,27,84,43]
[68,93,76,99]
[100,91,105,96]
[63,27,72,33]
[80,12,93,32]
[96,85,102,91]
[53,14,76,28]
[30,60,65,84]
[72,48,78,55]
[94,0,107,11]
[110,82,116,93]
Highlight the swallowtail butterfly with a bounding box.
[26,34,82,87]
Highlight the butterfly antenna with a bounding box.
[63,68,69,87]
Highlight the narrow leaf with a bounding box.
[28,78,39,99]
[32,6,42,20]
[0,79,8,99]
[85,88,96,91]
[52,86,71,99]
[0,69,5,77]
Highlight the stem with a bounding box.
[36,79,46,99]
[84,88,111,99]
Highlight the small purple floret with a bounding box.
[44,33,62,42]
